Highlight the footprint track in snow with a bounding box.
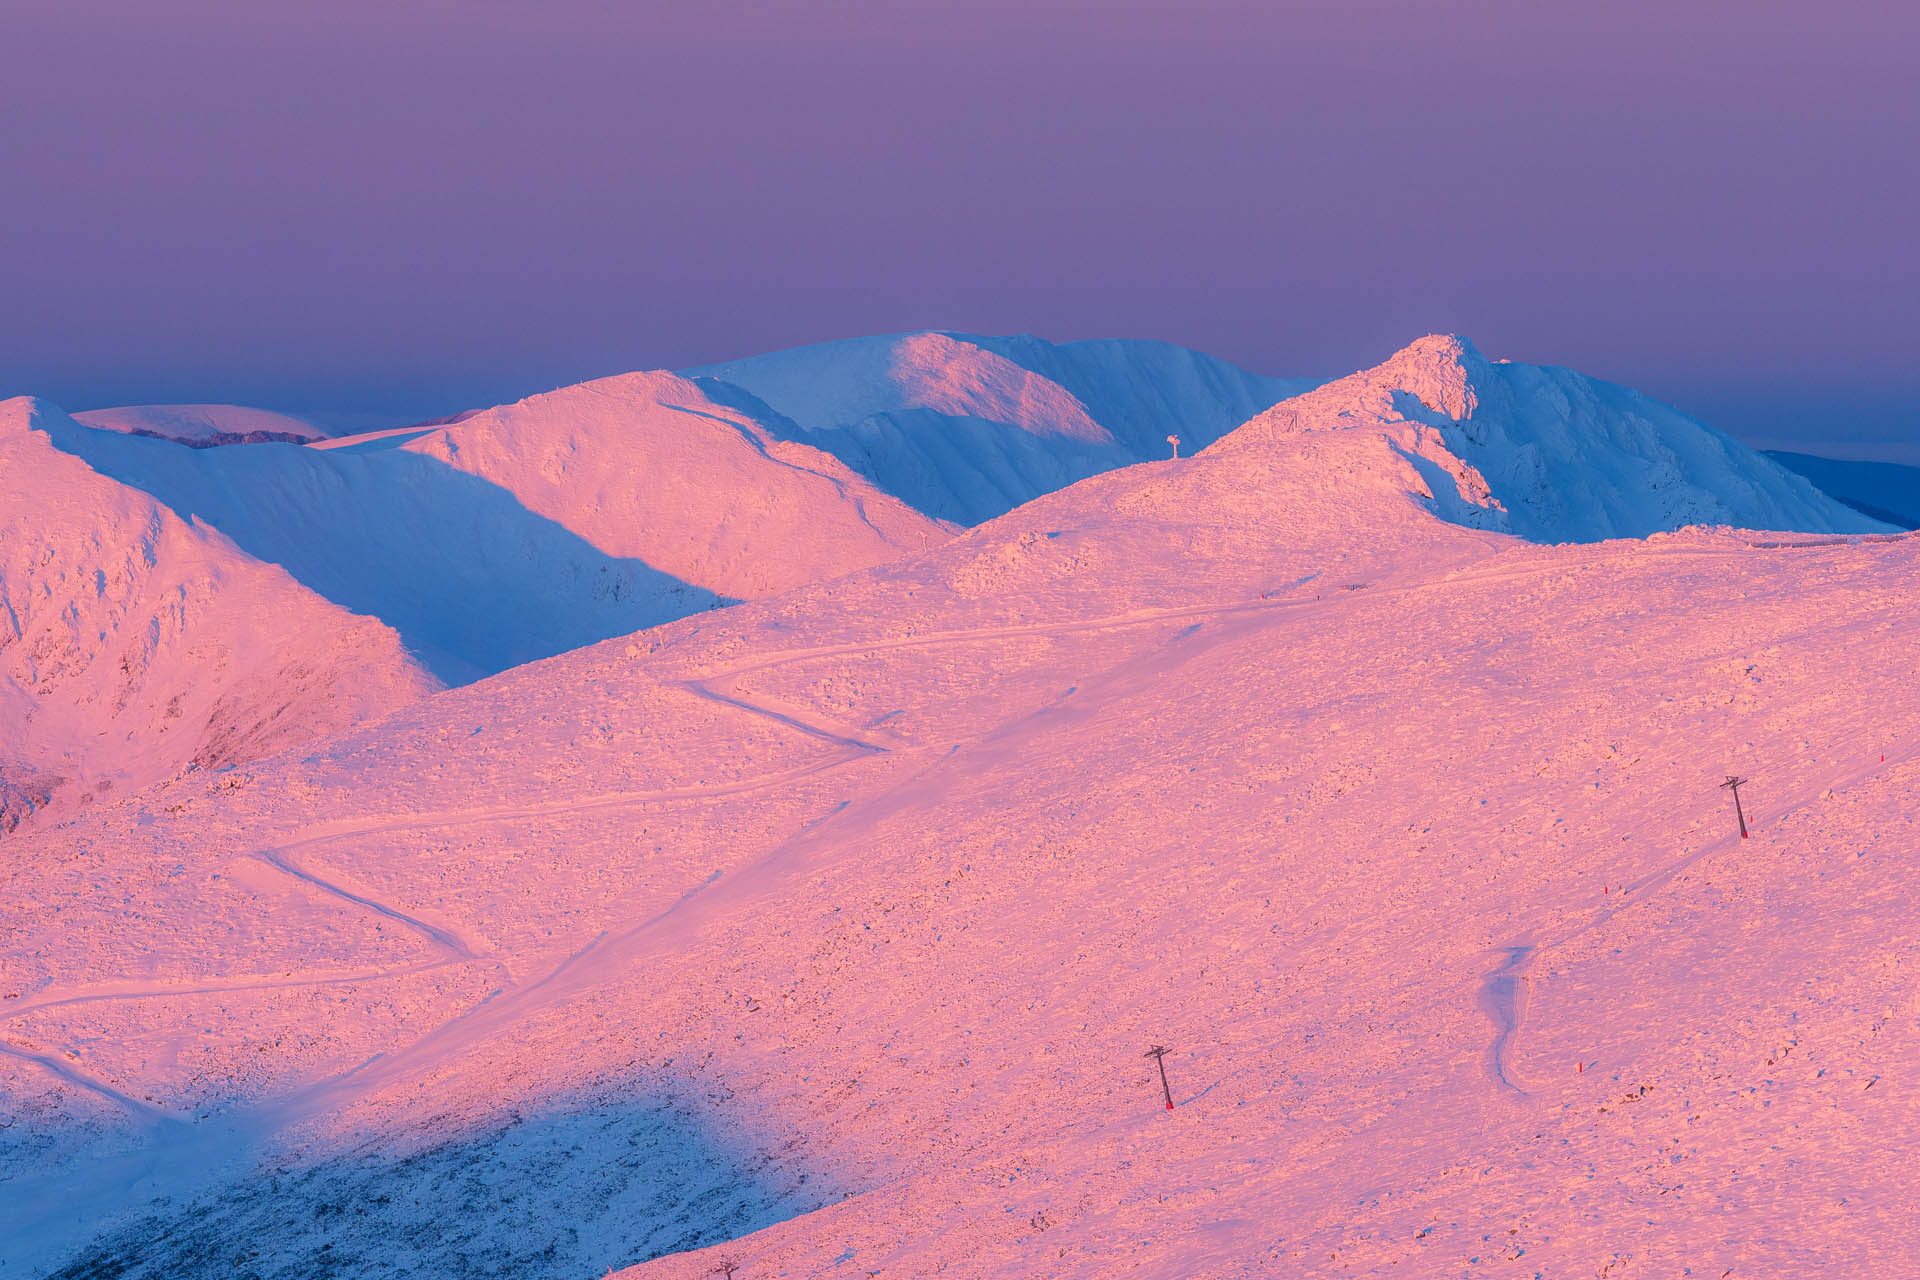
[1477,945,1535,1095]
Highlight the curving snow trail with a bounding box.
[677,678,897,753]
[679,537,1803,688]
[0,960,470,1022]
[256,849,482,960]
[1476,945,1535,1095]
[0,1040,173,1122]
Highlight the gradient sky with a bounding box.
[4,0,1916,457]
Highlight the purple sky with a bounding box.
[5,0,1916,457]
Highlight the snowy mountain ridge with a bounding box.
[3,338,1916,1276]
[2,332,1881,836]
[689,330,1314,523]
[1232,334,1882,542]
[70,404,332,447]
[0,397,439,833]
[0,372,955,837]
[41,373,954,685]
[697,331,1116,444]
[0,332,1880,841]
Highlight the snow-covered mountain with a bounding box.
[0,333,1874,830]
[690,329,1878,540]
[0,372,949,832]
[71,404,331,447]
[47,373,954,683]
[0,397,439,835]
[689,331,1315,523]
[7,338,1917,1279]
[1228,334,1883,542]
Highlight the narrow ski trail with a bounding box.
[0,959,470,1022]
[255,849,483,960]
[0,1041,173,1122]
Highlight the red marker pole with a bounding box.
[1145,1045,1175,1110]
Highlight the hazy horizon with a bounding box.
[4,0,1916,461]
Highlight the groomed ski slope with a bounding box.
[4,336,1916,1277]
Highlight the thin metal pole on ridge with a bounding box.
[1145,1044,1175,1110]
[1722,775,1750,839]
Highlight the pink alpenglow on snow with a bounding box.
[23,371,956,688]
[1,335,1915,1280]
[0,397,439,835]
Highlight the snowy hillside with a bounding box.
[1234,335,1885,542]
[689,329,1875,538]
[0,398,438,836]
[690,331,1314,523]
[6,348,1918,1278]
[47,374,953,683]
[71,404,330,447]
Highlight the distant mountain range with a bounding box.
[1765,450,1920,528]
[689,331,1314,524]
[0,333,1885,839]
[71,403,332,447]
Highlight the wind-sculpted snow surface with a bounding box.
[6,346,1920,1280]
[690,331,1314,523]
[0,397,439,835]
[45,373,953,682]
